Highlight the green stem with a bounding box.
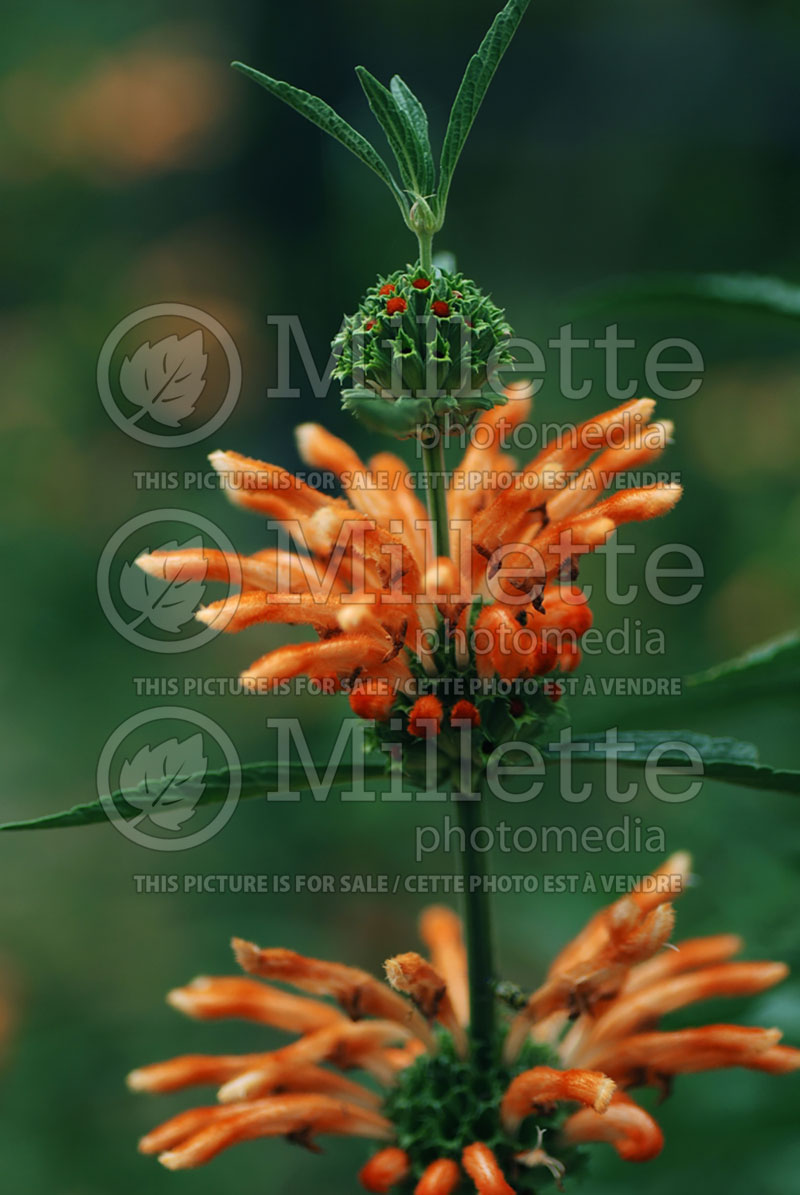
[420,425,494,1053]
[417,231,434,274]
[421,437,450,559]
[455,769,496,1058]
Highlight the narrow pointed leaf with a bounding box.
[573,273,800,323]
[0,759,389,832]
[437,0,531,215]
[232,62,409,216]
[355,66,427,197]
[542,730,800,794]
[390,75,436,195]
[686,631,800,697]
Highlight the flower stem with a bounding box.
[417,231,434,274]
[455,768,496,1059]
[419,428,493,1052]
[421,437,450,560]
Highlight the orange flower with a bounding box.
[136,387,681,737]
[407,695,444,737]
[129,854,798,1185]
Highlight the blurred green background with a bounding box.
[1,0,799,1191]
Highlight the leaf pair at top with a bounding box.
[355,69,436,203]
[233,0,530,238]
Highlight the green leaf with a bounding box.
[686,631,800,697]
[390,75,436,196]
[0,759,389,832]
[437,0,531,217]
[543,730,800,795]
[356,67,433,198]
[573,273,800,323]
[232,61,409,218]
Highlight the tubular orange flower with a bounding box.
[450,699,481,728]
[135,388,681,746]
[130,855,798,1188]
[462,1142,515,1194]
[384,952,467,1056]
[414,1157,461,1195]
[360,1147,412,1192]
[407,696,444,738]
[419,905,470,1029]
[561,1090,664,1162]
[500,1067,615,1133]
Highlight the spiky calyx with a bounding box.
[383,1031,586,1192]
[333,266,514,439]
[370,682,568,793]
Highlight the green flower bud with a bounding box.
[332,265,514,439]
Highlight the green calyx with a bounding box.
[332,266,513,439]
[234,0,530,439]
[383,1030,587,1191]
[374,680,568,794]
[232,0,531,262]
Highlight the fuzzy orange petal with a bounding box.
[240,635,391,690]
[501,1066,615,1132]
[384,952,466,1055]
[584,1024,783,1083]
[587,961,789,1046]
[562,1091,663,1162]
[127,1052,273,1093]
[216,1020,415,1102]
[419,907,469,1028]
[414,1157,462,1195]
[462,1142,515,1195]
[232,940,435,1048]
[624,933,743,994]
[156,1094,392,1169]
[166,975,344,1033]
[359,1146,412,1192]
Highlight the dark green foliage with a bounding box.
[552,730,800,795]
[0,760,389,832]
[686,630,800,699]
[235,1,532,239]
[574,273,800,323]
[231,62,409,218]
[437,0,532,219]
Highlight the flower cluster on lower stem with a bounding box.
[128,854,799,1191]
